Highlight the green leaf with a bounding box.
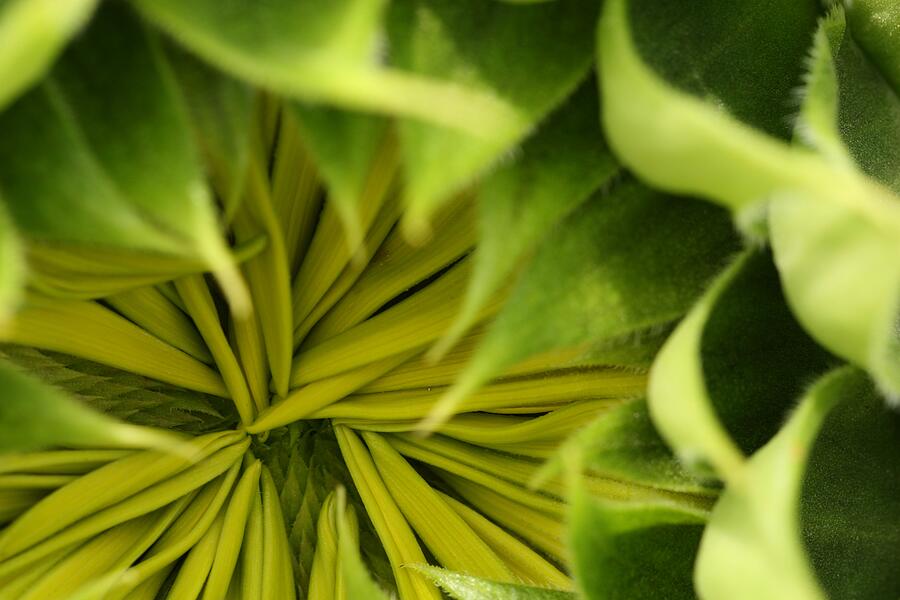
[166,43,255,222]
[536,398,715,497]
[845,0,900,97]
[597,0,818,211]
[569,478,705,600]
[0,0,98,110]
[288,105,389,252]
[387,0,599,228]
[0,4,247,307]
[423,181,738,430]
[771,10,900,399]
[0,345,236,434]
[648,249,834,479]
[0,86,180,253]
[0,359,180,452]
[568,328,670,371]
[598,0,900,395]
[412,564,575,600]
[807,11,900,191]
[0,197,24,331]
[693,368,881,600]
[131,0,520,137]
[624,0,817,138]
[433,81,619,357]
[798,370,900,598]
[47,5,206,241]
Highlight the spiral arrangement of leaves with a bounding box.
[0,1,897,599]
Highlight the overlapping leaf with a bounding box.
[0,346,235,433]
[598,0,900,396]
[387,0,599,227]
[130,0,520,140]
[434,81,619,357]
[0,359,179,452]
[0,0,98,109]
[0,4,245,305]
[425,181,738,429]
[694,367,900,600]
[772,10,900,399]
[649,249,834,478]
[537,397,715,498]
[0,3,897,600]
[570,487,705,600]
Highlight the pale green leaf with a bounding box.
[597,0,820,211]
[131,0,520,137]
[0,0,98,110]
[772,10,900,398]
[0,197,23,331]
[413,564,574,600]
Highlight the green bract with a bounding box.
[0,1,897,599]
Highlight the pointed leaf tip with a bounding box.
[199,231,253,319]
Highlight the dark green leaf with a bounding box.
[598,0,900,396]
[625,0,817,138]
[424,181,738,429]
[799,370,900,599]
[649,249,834,478]
[845,0,900,97]
[0,85,182,253]
[0,345,235,433]
[434,81,619,356]
[570,480,704,600]
[48,6,212,244]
